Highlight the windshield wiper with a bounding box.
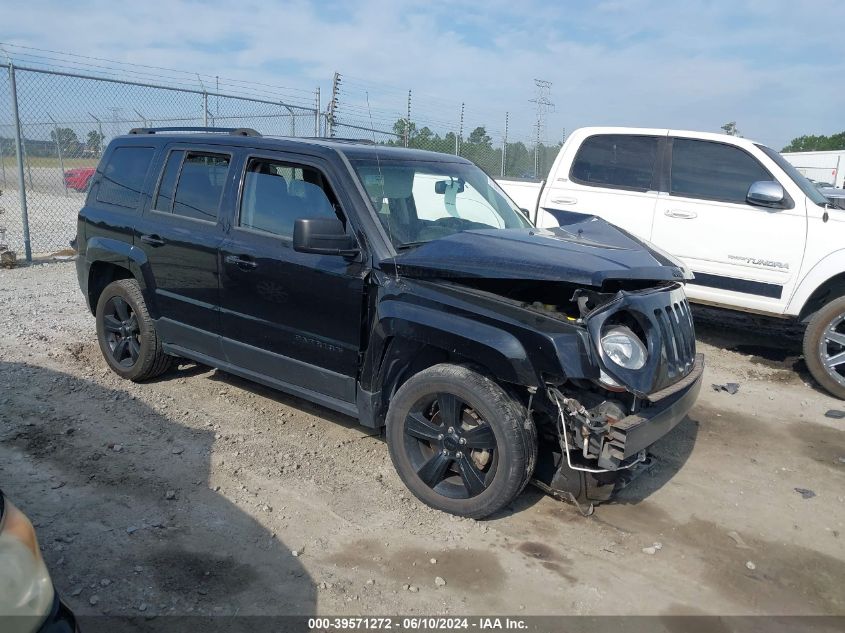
[395,241,430,251]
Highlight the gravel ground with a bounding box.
[0,261,843,619]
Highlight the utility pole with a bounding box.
[315,86,321,136]
[501,112,509,177]
[107,107,122,139]
[196,74,208,128]
[328,72,341,138]
[457,103,464,155]
[529,79,554,178]
[404,89,412,148]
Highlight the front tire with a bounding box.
[386,364,536,519]
[95,279,172,381]
[803,296,845,400]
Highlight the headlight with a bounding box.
[0,490,55,628]
[601,326,647,370]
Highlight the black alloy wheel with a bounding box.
[95,279,172,381]
[102,296,141,368]
[386,364,536,518]
[403,392,499,499]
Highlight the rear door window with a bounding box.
[169,152,231,222]
[670,138,771,204]
[570,134,659,191]
[96,146,155,209]
[152,150,184,212]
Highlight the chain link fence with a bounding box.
[0,61,561,261]
[0,63,319,259]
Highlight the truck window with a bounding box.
[170,152,231,222]
[671,138,770,204]
[96,146,154,209]
[238,157,338,238]
[570,135,658,191]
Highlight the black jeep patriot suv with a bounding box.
[76,127,703,518]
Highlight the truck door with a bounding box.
[218,152,366,406]
[540,133,663,239]
[651,137,807,313]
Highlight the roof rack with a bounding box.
[128,127,261,137]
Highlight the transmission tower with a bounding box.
[529,79,554,177]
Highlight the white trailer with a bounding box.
[781,150,845,188]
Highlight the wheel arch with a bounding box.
[84,237,157,317]
[788,250,845,320]
[358,302,539,429]
[796,271,845,322]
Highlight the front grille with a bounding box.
[585,283,698,398]
[653,298,696,380]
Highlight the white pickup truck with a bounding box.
[498,127,845,399]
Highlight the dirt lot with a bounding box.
[1,261,843,619]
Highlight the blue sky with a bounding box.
[1,0,843,149]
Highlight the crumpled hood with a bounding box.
[380,214,692,287]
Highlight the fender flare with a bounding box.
[376,299,538,387]
[84,237,159,317]
[786,248,845,316]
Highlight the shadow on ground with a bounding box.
[0,361,315,632]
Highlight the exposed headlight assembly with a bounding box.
[0,490,55,632]
[601,325,647,370]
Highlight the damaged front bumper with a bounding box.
[607,354,704,463]
[534,354,704,505]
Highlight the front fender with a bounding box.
[787,248,845,316]
[377,299,538,386]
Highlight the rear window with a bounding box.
[570,134,659,191]
[96,146,154,209]
[164,152,231,222]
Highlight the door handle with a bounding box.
[224,254,258,270]
[550,197,577,205]
[139,234,165,247]
[664,209,698,219]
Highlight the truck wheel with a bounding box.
[386,364,536,519]
[95,279,172,382]
[803,296,845,400]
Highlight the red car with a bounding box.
[63,167,95,192]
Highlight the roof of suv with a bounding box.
[115,132,473,164]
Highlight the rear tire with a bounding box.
[803,296,845,400]
[386,364,536,518]
[95,279,172,381]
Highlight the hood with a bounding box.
[380,213,691,287]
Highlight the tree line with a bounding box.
[782,131,845,152]
[0,128,105,158]
[385,119,562,179]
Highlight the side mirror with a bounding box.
[747,181,785,208]
[293,217,359,257]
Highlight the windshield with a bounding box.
[756,144,830,207]
[350,158,532,249]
